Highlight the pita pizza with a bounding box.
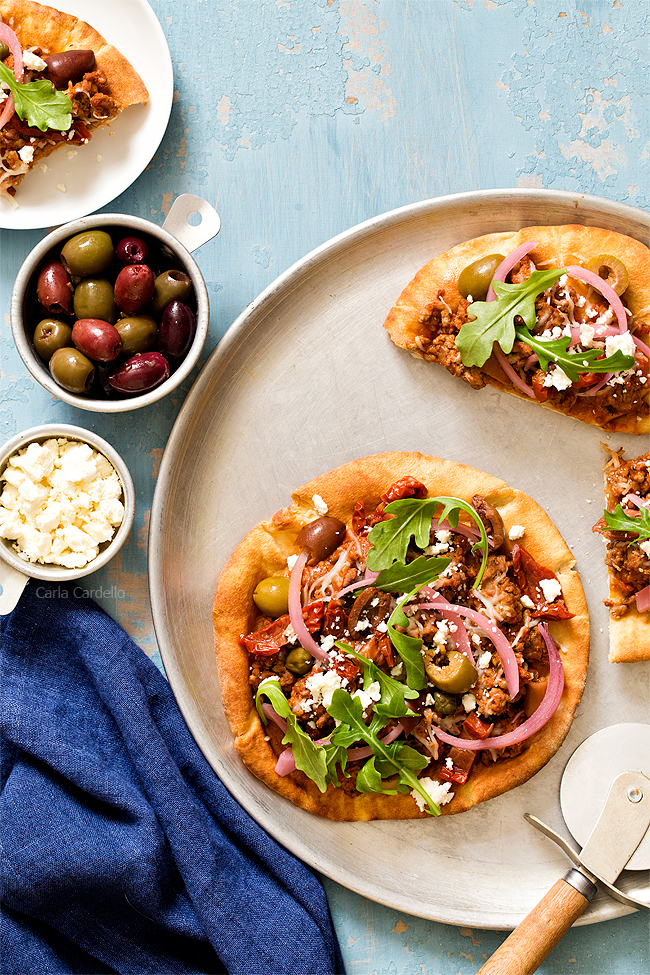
[213,452,590,821]
[383,225,650,434]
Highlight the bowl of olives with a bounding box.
[11,195,220,412]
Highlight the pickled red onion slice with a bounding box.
[419,593,519,698]
[433,623,563,751]
[288,549,329,661]
[261,701,287,732]
[493,344,536,398]
[275,748,297,776]
[486,240,539,301]
[565,265,628,334]
[337,567,380,599]
[0,23,24,131]
[627,494,650,510]
[636,585,650,613]
[419,588,475,665]
[432,517,480,542]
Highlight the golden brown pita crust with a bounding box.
[0,0,149,110]
[213,451,590,821]
[384,225,650,435]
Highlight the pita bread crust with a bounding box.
[384,225,650,435]
[213,451,590,821]
[0,0,149,110]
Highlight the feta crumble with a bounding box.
[539,578,562,603]
[411,777,454,811]
[508,524,525,541]
[312,494,328,515]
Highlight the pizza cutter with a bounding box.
[477,723,650,975]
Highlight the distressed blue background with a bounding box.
[1,1,648,972]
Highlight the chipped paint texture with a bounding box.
[497,0,649,204]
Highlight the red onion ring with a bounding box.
[288,549,329,661]
[336,567,380,599]
[565,265,628,334]
[419,594,519,698]
[418,587,476,665]
[626,494,650,511]
[0,23,24,131]
[635,585,650,613]
[432,517,480,542]
[486,240,539,302]
[261,701,287,733]
[433,623,563,751]
[493,344,536,398]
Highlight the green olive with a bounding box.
[33,319,73,361]
[432,689,459,716]
[253,576,290,617]
[285,647,313,676]
[425,650,478,694]
[73,278,118,323]
[114,315,158,355]
[0,42,10,61]
[151,269,193,315]
[585,253,630,296]
[48,347,95,393]
[457,253,505,301]
[61,230,114,277]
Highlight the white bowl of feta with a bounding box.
[0,424,135,611]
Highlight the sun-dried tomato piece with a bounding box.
[512,544,574,620]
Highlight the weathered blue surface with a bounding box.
[1,1,648,972]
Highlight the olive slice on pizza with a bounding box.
[213,452,590,821]
[383,225,650,434]
[0,0,148,201]
[593,446,650,663]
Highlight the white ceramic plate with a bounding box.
[0,0,173,230]
[149,189,650,929]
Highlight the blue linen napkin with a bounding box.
[0,580,346,975]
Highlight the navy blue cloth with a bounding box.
[0,580,345,975]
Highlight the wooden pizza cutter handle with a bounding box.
[476,870,596,975]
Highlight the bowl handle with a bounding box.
[0,561,28,616]
[162,194,221,253]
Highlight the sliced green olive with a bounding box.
[458,254,505,301]
[252,576,290,618]
[285,647,313,676]
[585,254,630,296]
[425,650,478,694]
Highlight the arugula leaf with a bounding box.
[455,267,565,367]
[514,325,635,382]
[367,496,489,588]
[386,592,427,690]
[327,690,438,815]
[334,641,420,716]
[373,553,451,593]
[0,62,72,132]
[255,679,329,792]
[603,503,650,543]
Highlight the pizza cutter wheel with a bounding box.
[478,723,650,974]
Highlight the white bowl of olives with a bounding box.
[11,195,220,412]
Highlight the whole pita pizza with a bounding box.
[213,452,589,821]
[0,0,148,201]
[383,225,650,434]
[593,446,650,663]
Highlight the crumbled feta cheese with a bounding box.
[18,145,34,164]
[539,578,562,603]
[287,554,298,570]
[305,670,343,709]
[411,777,454,811]
[521,594,535,609]
[477,650,492,670]
[22,50,47,71]
[543,366,573,391]
[312,494,328,515]
[320,634,337,653]
[605,331,636,362]
[462,693,477,712]
[353,680,381,712]
[640,540,650,557]
[508,524,525,541]
[0,438,124,567]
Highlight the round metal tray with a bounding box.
[149,188,649,929]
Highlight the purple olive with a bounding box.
[158,300,196,360]
[116,236,149,265]
[43,50,96,89]
[295,516,346,564]
[72,319,122,362]
[108,352,170,394]
[37,260,73,315]
[114,264,155,314]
